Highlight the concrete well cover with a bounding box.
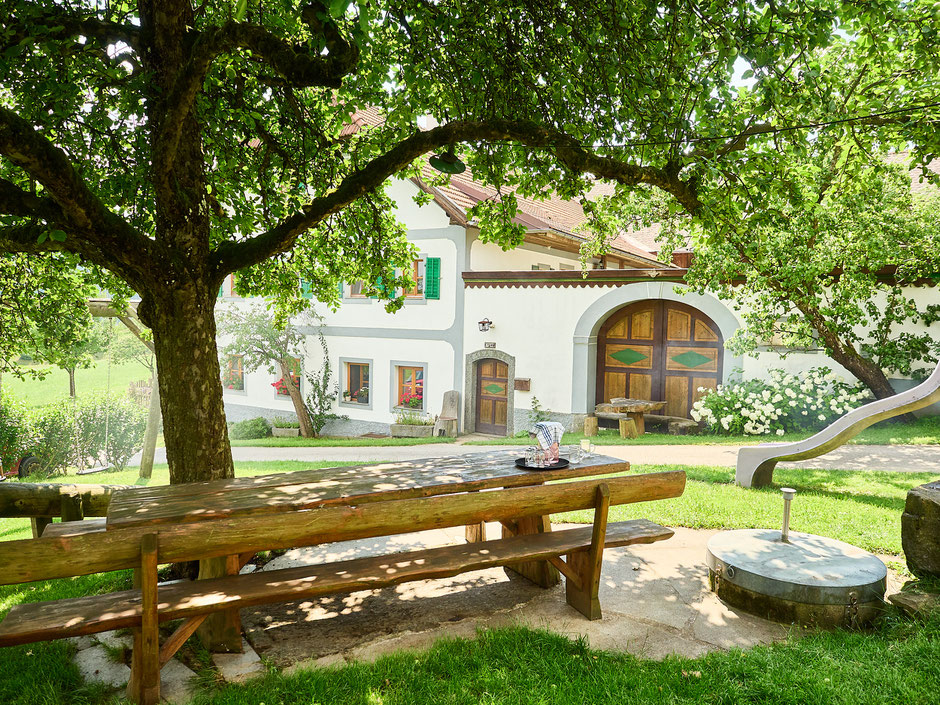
[706,529,887,606]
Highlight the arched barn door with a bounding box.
[595,300,723,418]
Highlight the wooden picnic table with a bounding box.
[106,450,631,587]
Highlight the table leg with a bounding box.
[503,514,561,587]
[465,489,486,542]
[629,411,645,435]
[195,555,243,652]
[465,521,486,543]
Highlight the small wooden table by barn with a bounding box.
[596,398,668,435]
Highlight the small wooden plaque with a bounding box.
[514,378,531,391]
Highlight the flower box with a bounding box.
[390,424,434,438]
[272,427,300,437]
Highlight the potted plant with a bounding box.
[271,416,301,437]
[357,386,369,404]
[342,389,351,402]
[390,410,436,438]
[399,391,423,409]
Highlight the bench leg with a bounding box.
[503,515,561,588]
[127,534,160,705]
[565,485,610,620]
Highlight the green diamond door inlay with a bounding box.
[483,383,505,395]
[610,348,648,365]
[671,350,712,368]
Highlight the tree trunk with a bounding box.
[146,293,233,484]
[798,303,898,400]
[279,358,314,437]
[138,0,240,652]
[141,286,240,652]
[67,367,76,397]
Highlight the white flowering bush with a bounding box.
[690,367,872,436]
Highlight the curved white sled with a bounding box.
[736,361,940,488]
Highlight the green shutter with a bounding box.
[337,281,344,298]
[425,257,441,300]
[370,276,383,299]
[218,285,224,298]
[301,280,313,299]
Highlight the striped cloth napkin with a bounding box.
[534,422,565,450]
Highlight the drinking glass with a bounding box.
[524,446,537,467]
[567,445,583,464]
[580,439,595,456]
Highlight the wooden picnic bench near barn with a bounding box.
[0,451,685,704]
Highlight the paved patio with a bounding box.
[239,523,904,672]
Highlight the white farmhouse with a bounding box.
[220,140,939,436]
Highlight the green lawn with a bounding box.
[468,415,940,447]
[561,464,936,556]
[230,435,456,447]
[3,360,152,407]
[195,619,940,705]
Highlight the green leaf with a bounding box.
[48,230,67,242]
[235,0,247,21]
[37,232,48,244]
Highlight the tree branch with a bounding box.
[0,108,155,286]
[0,177,65,222]
[157,3,358,173]
[212,119,702,274]
[0,6,141,52]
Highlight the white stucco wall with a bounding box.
[470,239,585,271]
[311,334,456,422]
[463,281,743,416]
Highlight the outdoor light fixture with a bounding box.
[429,146,466,174]
[478,318,493,332]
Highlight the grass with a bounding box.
[467,415,940,447]
[0,616,938,704]
[192,620,940,705]
[3,360,152,408]
[560,464,937,555]
[229,435,456,447]
[0,460,364,543]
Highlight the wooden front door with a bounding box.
[475,359,509,434]
[596,300,723,418]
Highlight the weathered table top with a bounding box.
[106,450,630,530]
[605,398,667,413]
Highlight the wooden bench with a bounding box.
[0,470,685,704]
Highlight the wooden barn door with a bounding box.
[596,301,723,418]
[475,359,509,434]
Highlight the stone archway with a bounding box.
[464,349,516,435]
[570,283,740,415]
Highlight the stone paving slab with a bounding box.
[73,645,131,689]
[212,638,265,683]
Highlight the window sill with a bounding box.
[340,400,373,410]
